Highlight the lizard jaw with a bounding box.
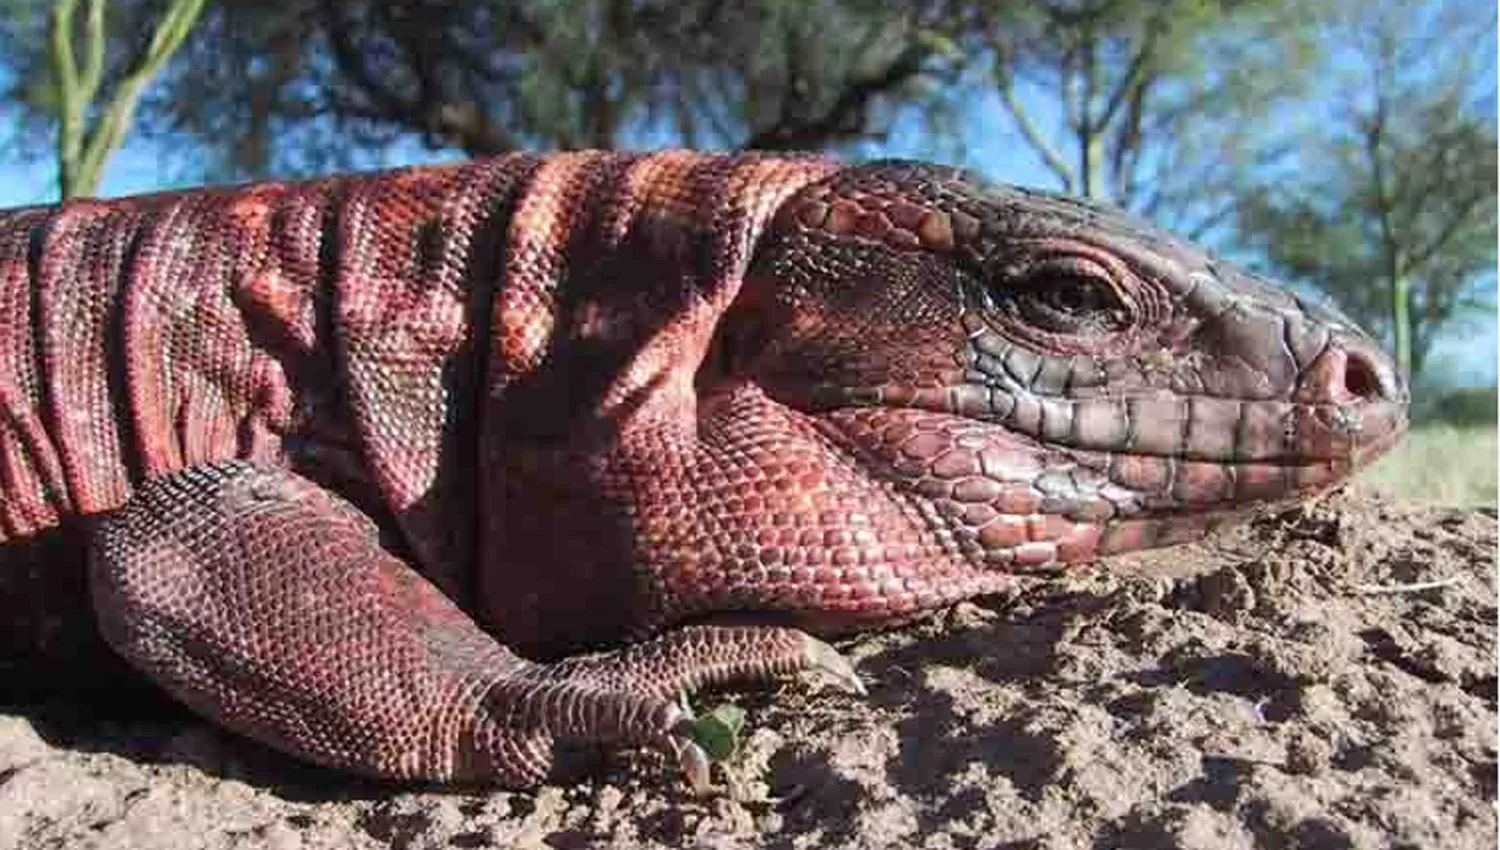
[805,398,1407,576]
[791,328,1408,574]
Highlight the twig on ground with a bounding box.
[1349,576,1463,595]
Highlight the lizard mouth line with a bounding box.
[810,404,1402,507]
[801,406,1409,574]
[790,381,1410,467]
[789,386,1408,569]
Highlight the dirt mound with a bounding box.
[2,487,1494,849]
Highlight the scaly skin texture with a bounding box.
[0,151,1407,786]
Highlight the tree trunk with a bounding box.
[1390,273,1412,381]
[50,0,206,199]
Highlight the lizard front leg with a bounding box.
[88,461,856,787]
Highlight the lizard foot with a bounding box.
[670,633,862,792]
[89,461,861,788]
[483,625,863,790]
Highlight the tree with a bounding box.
[32,0,204,198]
[5,0,974,181]
[1236,0,1497,383]
[970,0,1319,238]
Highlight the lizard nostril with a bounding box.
[1343,351,1381,400]
[1299,345,1399,405]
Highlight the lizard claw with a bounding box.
[661,700,714,794]
[802,634,866,696]
[675,736,713,795]
[656,633,861,793]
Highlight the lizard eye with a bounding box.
[990,253,1135,336]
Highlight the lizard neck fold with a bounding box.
[480,151,840,444]
[473,150,842,652]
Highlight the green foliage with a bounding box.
[687,703,746,763]
[5,0,972,181]
[1415,387,1499,428]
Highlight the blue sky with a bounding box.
[1,98,1494,388]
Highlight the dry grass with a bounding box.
[1360,425,1498,509]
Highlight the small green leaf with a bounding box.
[913,30,961,59]
[687,703,745,763]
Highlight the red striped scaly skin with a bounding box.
[0,152,1406,785]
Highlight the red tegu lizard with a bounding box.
[0,151,1407,787]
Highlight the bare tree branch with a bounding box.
[990,37,1076,190]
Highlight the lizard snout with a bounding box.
[1292,337,1409,469]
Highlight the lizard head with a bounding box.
[725,160,1408,575]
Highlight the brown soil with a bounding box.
[1,486,1494,849]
